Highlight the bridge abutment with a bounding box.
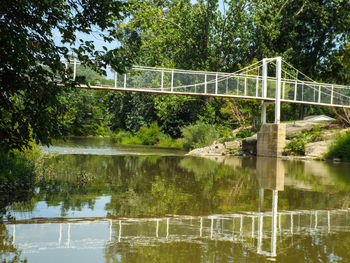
[257,124,286,157]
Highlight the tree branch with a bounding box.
[295,0,308,16]
[277,0,290,16]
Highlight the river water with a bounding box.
[1,137,350,262]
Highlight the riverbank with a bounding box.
[186,120,350,161]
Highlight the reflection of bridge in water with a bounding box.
[7,208,350,260]
[5,158,350,260]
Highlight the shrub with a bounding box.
[181,122,218,150]
[236,129,254,139]
[325,131,350,161]
[0,149,36,216]
[113,123,181,147]
[113,131,133,143]
[94,125,109,136]
[156,134,183,148]
[284,137,306,156]
[137,123,161,145]
[216,125,233,141]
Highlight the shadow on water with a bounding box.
[1,138,350,262]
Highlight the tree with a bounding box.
[0,0,127,151]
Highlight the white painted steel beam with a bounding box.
[275,57,282,124]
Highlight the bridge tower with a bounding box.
[257,57,286,157]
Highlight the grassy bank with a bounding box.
[112,122,223,150]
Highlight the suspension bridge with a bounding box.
[64,57,350,157]
[66,57,350,120]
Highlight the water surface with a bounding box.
[1,138,350,262]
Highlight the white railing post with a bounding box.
[215,73,218,94]
[73,58,77,81]
[114,72,117,88]
[256,76,259,97]
[237,77,239,95]
[331,85,334,104]
[161,70,164,91]
[204,74,207,94]
[294,81,297,101]
[123,74,126,89]
[64,62,68,79]
[275,57,282,124]
[318,85,321,103]
[244,77,247,96]
[171,70,174,92]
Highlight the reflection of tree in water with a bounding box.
[105,156,260,217]
[7,154,350,218]
[179,157,259,212]
[0,224,25,263]
[104,240,267,263]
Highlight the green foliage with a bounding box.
[325,132,350,161]
[157,134,183,148]
[0,149,36,217]
[0,0,126,151]
[342,44,350,70]
[216,125,233,141]
[181,122,218,150]
[307,125,323,143]
[236,129,254,139]
[113,130,134,143]
[60,89,112,136]
[94,126,110,136]
[108,93,158,134]
[136,123,162,145]
[113,123,182,148]
[284,125,328,156]
[0,150,35,185]
[284,135,307,156]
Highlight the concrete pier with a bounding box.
[257,124,286,157]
